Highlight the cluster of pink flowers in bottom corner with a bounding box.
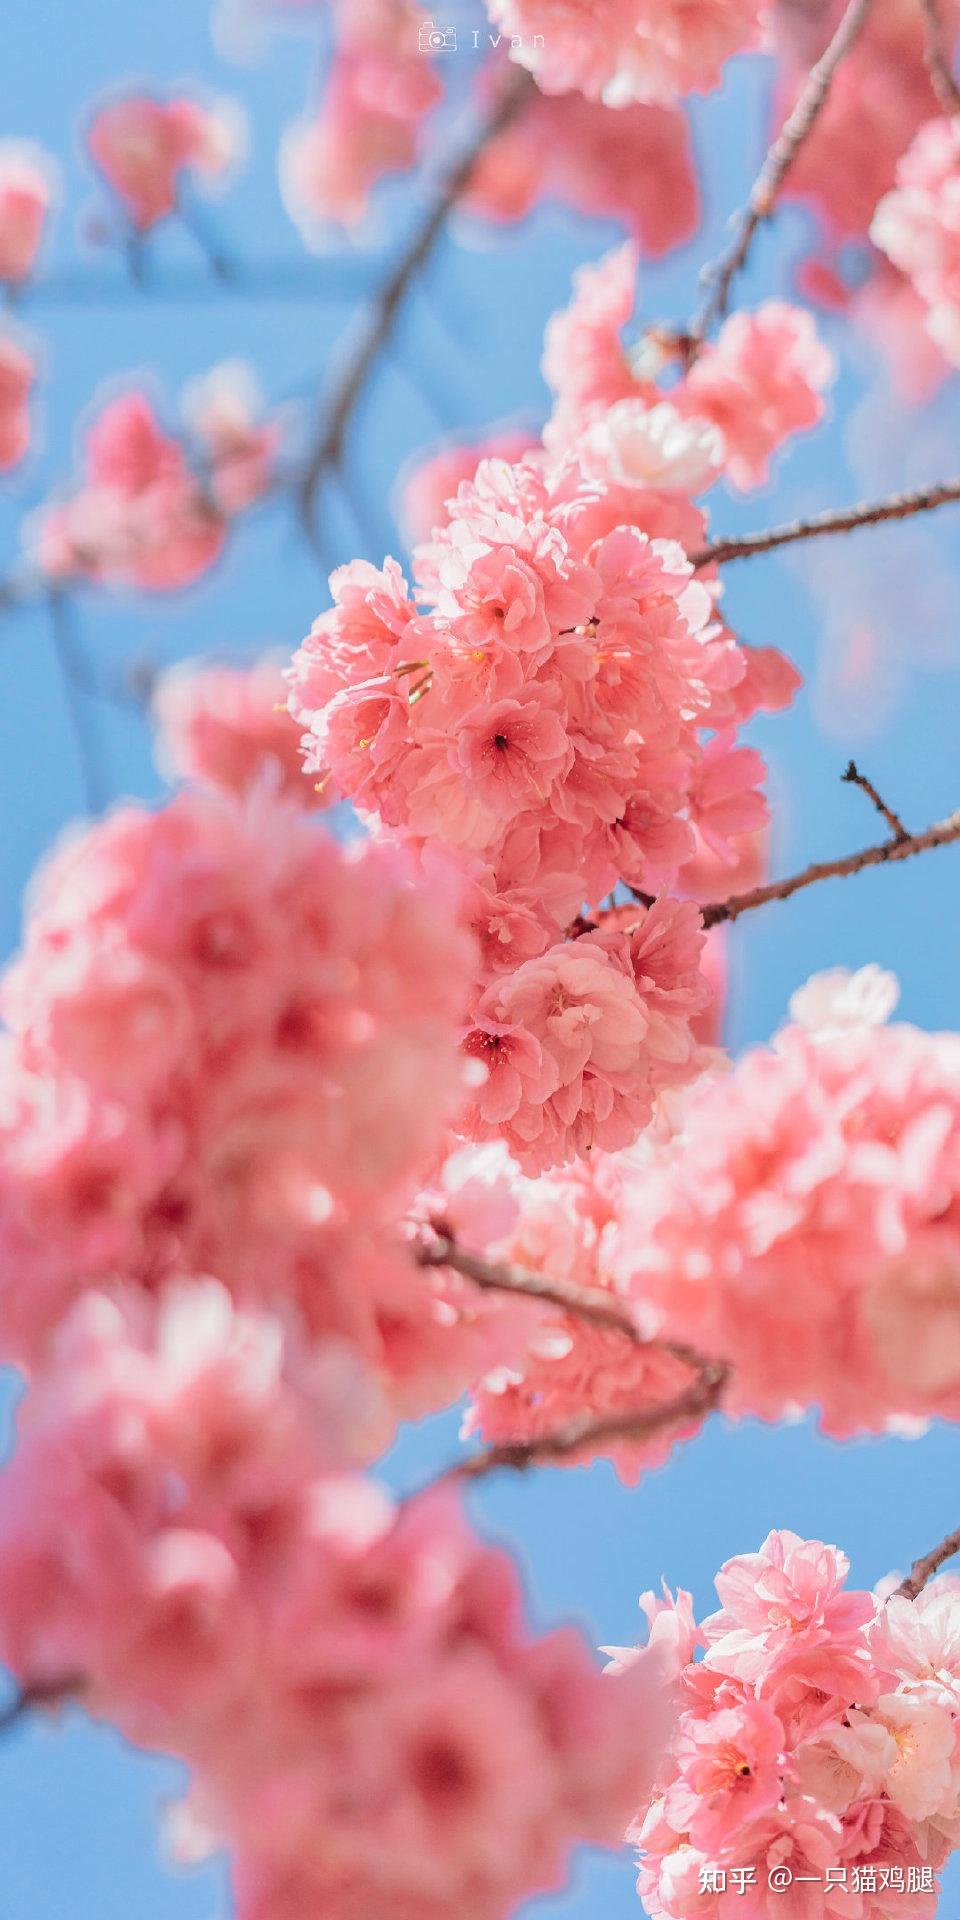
[0,1277,674,1920]
[625,1530,960,1919]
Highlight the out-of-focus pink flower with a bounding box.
[33,391,226,593]
[465,88,700,254]
[487,0,770,105]
[0,141,54,284]
[153,657,320,806]
[87,94,245,229]
[872,116,960,369]
[181,360,282,514]
[280,2,441,232]
[0,328,35,472]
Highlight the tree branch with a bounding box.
[895,1525,960,1600]
[296,64,534,533]
[691,477,960,568]
[415,1230,708,1371]
[453,1358,730,1482]
[684,0,873,352]
[700,807,960,928]
[841,760,909,841]
[918,0,960,117]
[414,1230,728,1483]
[47,590,105,816]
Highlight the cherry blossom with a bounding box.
[629,1531,958,1920]
[87,92,245,230]
[611,969,960,1436]
[280,1,442,232]
[0,328,35,472]
[0,140,54,284]
[872,117,960,369]
[152,657,321,805]
[0,1297,675,1918]
[486,0,770,106]
[0,781,486,1429]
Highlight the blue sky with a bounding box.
[1,3,960,1916]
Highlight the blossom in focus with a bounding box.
[87,93,245,229]
[396,427,538,544]
[0,140,54,283]
[630,1530,958,1920]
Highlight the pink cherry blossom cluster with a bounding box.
[0,140,54,285]
[0,780,500,1428]
[612,969,960,1437]
[33,373,279,592]
[426,1139,715,1485]
[486,0,770,106]
[288,433,789,1169]
[0,1281,672,1920]
[280,0,442,232]
[152,656,323,805]
[543,245,834,495]
[628,1529,960,1919]
[86,91,245,231]
[872,117,960,369]
[0,327,35,473]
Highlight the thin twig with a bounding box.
[842,760,909,841]
[416,1231,708,1371]
[47,591,105,816]
[690,477,960,568]
[414,1230,727,1483]
[895,1525,960,1600]
[296,65,534,532]
[453,1360,730,1482]
[918,0,960,117]
[700,807,960,928]
[684,0,873,351]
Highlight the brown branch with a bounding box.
[700,807,960,928]
[895,1525,960,1600]
[919,0,960,117]
[842,760,909,841]
[414,1230,728,1482]
[684,0,873,351]
[453,1359,730,1482]
[416,1230,708,1371]
[690,477,960,568]
[296,65,534,533]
